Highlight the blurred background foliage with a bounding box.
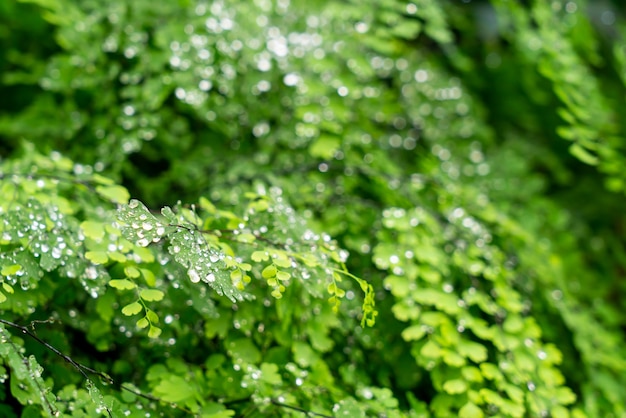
[1,0,626,416]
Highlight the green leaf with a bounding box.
[262,265,277,279]
[237,233,256,243]
[551,405,570,418]
[80,221,106,241]
[140,288,164,301]
[273,257,292,269]
[108,279,136,290]
[227,338,261,364]
[459,402,484,418]
[292,342,318,368]
[556,387,577,405]
[125,266,141,278]
[458,340,488,363]
[443,379,468,394]
[96,185,130,204]
[401,325,426,341]
[0,291,6,303]
[141,268,156,286]
[309,134,340,159]
[85,251,109,264]
[121,302,142,316]
[136,317,149,329]
[230,269,242,281]
[153,375,194,403]
[421,340,442,358]
[260,363,282,385]
[148,326,162,338]
[569,143,598,165]
[391,19,421,39]
[146,309,159,323]
[1,264,22,276]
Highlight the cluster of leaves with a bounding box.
[1,0,626,417]
[0,149,376,416]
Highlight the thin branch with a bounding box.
[0,319,168,415]
[271,399,333,418]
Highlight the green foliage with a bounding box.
[2,0,626,417]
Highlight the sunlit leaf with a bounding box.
[121,302,142,316]
[109,279,136,290]
[140,288,164,301]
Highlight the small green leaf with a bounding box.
[227,338,262,364]
[459,402,484,418]
[569,143,598,165]
[401,325,426,341]
[2,282,14,294]
[0,291,6,303]
[91,173,115,185]
[327,282,337,294]
[421,340,442,358]
[125,266,141,278]
[551,405,570,418]
[141,268,156,286]
[153,375,193,402]
[260,363,282,385]
[85,251,109,264]
[108,251,127,263]
[140,288,164,301]
[136,317,149,329]
[109,279,136,290]
[1,264,22,276]
[121,302,142,316]
[148,326,162,338]
[292,342,318,368]
[262,265,277,279]
[309,134,340,159]
[199,197,216,213]
[556,387,577,405]
[458,340,488,363]
[461,366,484,383]
[273,257,292,269]
[96,185,130,204]
[391,19,421,39]
[237,233,256,243]
[230,269,242,281]
[146,309,159,323]
[276,271,291,281]
[251,251,269,262]
[443,379,468,394]
[80,221,105,241]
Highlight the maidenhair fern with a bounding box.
[0,150,376,415]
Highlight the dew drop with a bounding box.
[188,269,200,283]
